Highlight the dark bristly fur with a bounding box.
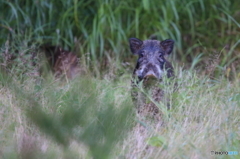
[129,38,174,120]
[41,45,82,79]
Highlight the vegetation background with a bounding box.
[0,0,239,158]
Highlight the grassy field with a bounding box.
[0,67,239,159]
[0,0,240,159]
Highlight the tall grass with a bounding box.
[123,68,240,159]
[0,71,134,159]
[0,65,239,158]
[1,0,239,66]
[0,0,240,158]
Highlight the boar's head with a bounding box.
[129,38,174,82]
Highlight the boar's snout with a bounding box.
[135,63,162,80]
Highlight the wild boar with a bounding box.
[129,38,174,120]
[42,45,82,79]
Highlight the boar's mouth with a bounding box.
[136,71,162,87]
[142,74,161,86]
[144,74,158,79]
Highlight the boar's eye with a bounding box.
[158,53,163,58]
[139,51,144,58]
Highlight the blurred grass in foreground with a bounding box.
[0,71,133,159]
[0,66,239,158]
[0,0,240,158]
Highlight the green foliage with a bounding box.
[0,35,40,81]
[0,0,240,158]
[0,71,133,159]
[1,0,239,66]
[147,136,167,148]
[1,66,240,158]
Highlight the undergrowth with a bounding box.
[0,0,240,158]
[0,65,239,159]
[1,0,240,74]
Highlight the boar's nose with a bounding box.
[143,70,159,79]
[144,74,157,78]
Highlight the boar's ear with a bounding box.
[129,38,143,54]
[160,39,174,55]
